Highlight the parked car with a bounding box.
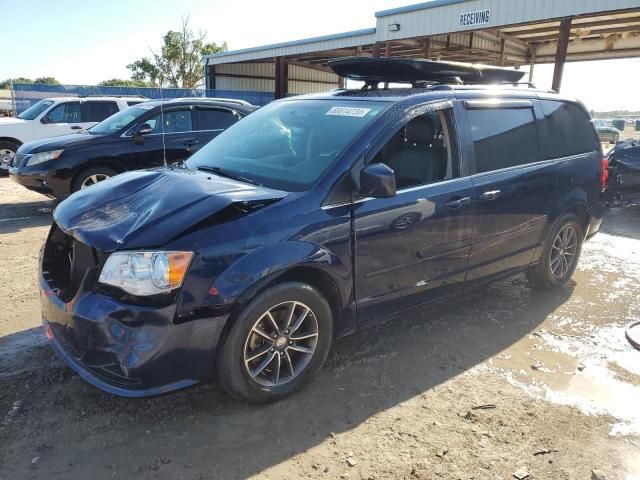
[40,58,605,402]
[0,96,148,175]
[606,138,640,197]
[9,98,257,198]
[594,118,620,144]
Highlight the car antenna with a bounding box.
[159,79,168,168]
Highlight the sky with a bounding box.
[1,0,639,112]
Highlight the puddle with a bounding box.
[483,227,640,439]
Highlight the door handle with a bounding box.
[445,196,471,209]
[183,139,199,147]
[70,126,82,130]
[480,189,501,200]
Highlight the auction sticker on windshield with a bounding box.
[326,106,372,117]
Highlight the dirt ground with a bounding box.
[0,176,639,480]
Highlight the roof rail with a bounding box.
[76,95,149,99]
[168,97,253,106]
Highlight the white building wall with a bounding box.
[375,0,640,42]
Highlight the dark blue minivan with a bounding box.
[40,59,606,402]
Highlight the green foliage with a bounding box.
[33,77,60,85]
[98,78,154,87]
[0,77,60,88]
[127,16,226,88]
[0,77,33,89]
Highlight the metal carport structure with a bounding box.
[204,0,640,100]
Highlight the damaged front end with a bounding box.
[40,168,286,396]
[606,139,640,198]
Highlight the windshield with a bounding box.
[185,99,386,191]
[594,119,611,128]
[88,104,154,134]
[17,100,54,120]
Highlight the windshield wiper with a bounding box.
[195,166,263,187]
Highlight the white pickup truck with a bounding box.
[0,96,147,172]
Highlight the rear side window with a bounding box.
[196,108,238,130]
[467,107,539,173]
[85,101,119,122]
[539,100,599,159]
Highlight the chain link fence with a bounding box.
[11,83,275,114]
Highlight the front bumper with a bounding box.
[9,167,55,195]
[40,271,228,397]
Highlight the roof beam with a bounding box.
[504,16,640,37]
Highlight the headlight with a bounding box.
[99,251,193,296]
[25,149,64,166]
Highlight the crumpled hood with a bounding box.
[53,169,286,251]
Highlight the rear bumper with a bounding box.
[40,272,228,397]
[586,201,605,239]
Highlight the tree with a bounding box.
[0,77,60,89]
[98,78,153,87]
[0,77,34,89]
[33,77,60,85]
[127,16,226,88]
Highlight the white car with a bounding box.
[0,96,147,172]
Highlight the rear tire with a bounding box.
[71,166,118,193]
[527,214,584,289]
[217,282,333,403]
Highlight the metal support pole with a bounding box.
[424,38,432,59]
[528,46,536,84]
[208,64,216,90]
[499,38,506,66]
[552,18,572,92]
[384,41,391,88]
[10,79,16,116]
[274,57,288,99]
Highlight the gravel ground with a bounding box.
[0,177,639,480]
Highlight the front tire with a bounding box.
[71,166,118,193]
[0,140,20,173]
[527,214,584,289]
[217,282,333,403]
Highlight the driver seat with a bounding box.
[388,116,439,189]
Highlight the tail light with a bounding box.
[601,157,609,192]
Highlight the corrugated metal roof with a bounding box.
[375,0,469,18]
[205,0,640,67]
[206,28,376,61]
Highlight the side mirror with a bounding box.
[359,163,396,198]
[132,123,153,144]
[40,115,52,124]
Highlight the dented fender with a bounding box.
[200,241,353,331]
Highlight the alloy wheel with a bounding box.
[80,173,110,189]
[550,225,578,278]
[0,148,15,165]
[243,301,319,387]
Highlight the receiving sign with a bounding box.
[459,9,491,28]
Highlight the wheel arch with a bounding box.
[0,137,23,148]
[210,242,352,341]
[70,161,126,189]
[565,203,590,234]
